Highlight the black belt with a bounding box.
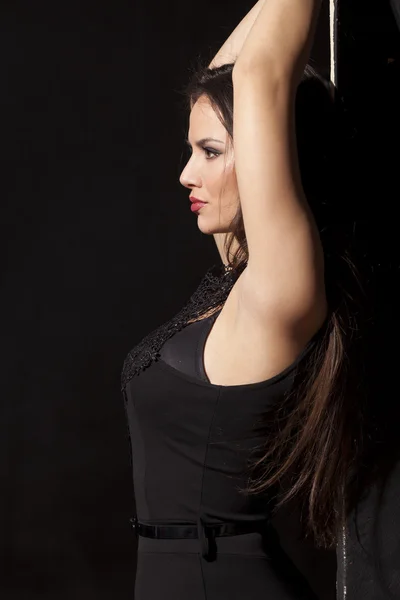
[129,514,269,562]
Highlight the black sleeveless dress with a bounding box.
[121,264,329,600]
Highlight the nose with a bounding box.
[179,156,201,189]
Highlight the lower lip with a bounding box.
[190,201,207,212]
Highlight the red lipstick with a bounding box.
[190,196,207,213]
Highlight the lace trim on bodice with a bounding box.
[120,263,245,392]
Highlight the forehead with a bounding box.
[189,96,225,136]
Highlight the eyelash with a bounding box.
[187,146,220,160]
[203,147,220,160]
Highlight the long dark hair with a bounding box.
[179,58,371,548]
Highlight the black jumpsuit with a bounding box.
[122,293,331,599]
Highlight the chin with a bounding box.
[196,217,232,235]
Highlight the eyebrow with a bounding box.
[185,137,225,148]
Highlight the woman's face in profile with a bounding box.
[179,95,239,234]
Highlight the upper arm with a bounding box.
[232,66,326,322]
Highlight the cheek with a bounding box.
[207,163,237,200]
[205,169,223,192]
[223,170,239,197]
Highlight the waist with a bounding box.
[129,514,270,562]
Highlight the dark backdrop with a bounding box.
[335,2,400,597]
[1,0,399,598]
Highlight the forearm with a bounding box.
[208,0,267,69]
[233,0,321,80]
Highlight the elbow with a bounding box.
[232,61,294,104]
[232,57,294,87]
[232,57,262,79]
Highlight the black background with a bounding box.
[1,0,399,598]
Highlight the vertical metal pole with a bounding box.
[389,0,400,31]
[329,0,338,91]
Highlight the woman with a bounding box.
[121,0,368,598]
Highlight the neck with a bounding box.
[213,232,240,267]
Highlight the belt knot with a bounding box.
[197,514,217,562]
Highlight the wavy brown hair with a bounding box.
[179,58,372,548]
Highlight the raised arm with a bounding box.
[231,0,326,327]
[208,0,267,69]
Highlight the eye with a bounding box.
[203,147,220,160]
[185,145,220,160]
